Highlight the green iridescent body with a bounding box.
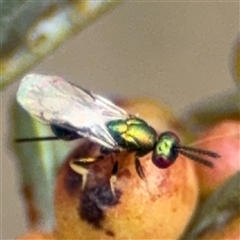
[106,117,157,156]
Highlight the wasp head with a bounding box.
[152,131,180,168]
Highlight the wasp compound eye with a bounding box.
[152,132,180,168]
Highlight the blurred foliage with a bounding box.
[232,38,240,86]
[188,92,240,132]
[183,38,240,237]
[2,0,118,232]
[188,36,240,131]
[12,103,77,231]
[0,0,119,90]
[180,171,240,240]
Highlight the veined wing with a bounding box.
[16,74,128,149]
[74,86,129,123]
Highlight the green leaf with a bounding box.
[180,171,240,240]
[12,102,76,231]
[1,0,120,90]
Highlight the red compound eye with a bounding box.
[152,155,176,168]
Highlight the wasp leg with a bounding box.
[69,157,97,190]
[135,157,146,180]
[110,161,118,197]
[135,157,150,193]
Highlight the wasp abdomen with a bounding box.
[51,124,80,141]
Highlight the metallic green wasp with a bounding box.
[16,74,220,180]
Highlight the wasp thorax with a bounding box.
[152,131,180,168]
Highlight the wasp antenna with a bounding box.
[15,136,59,143]
[177,146,220,158]
[178,149,214,168]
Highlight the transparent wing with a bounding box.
[17,74,129,149]
[71,83,129,122]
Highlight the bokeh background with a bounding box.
[1,2,239,239]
